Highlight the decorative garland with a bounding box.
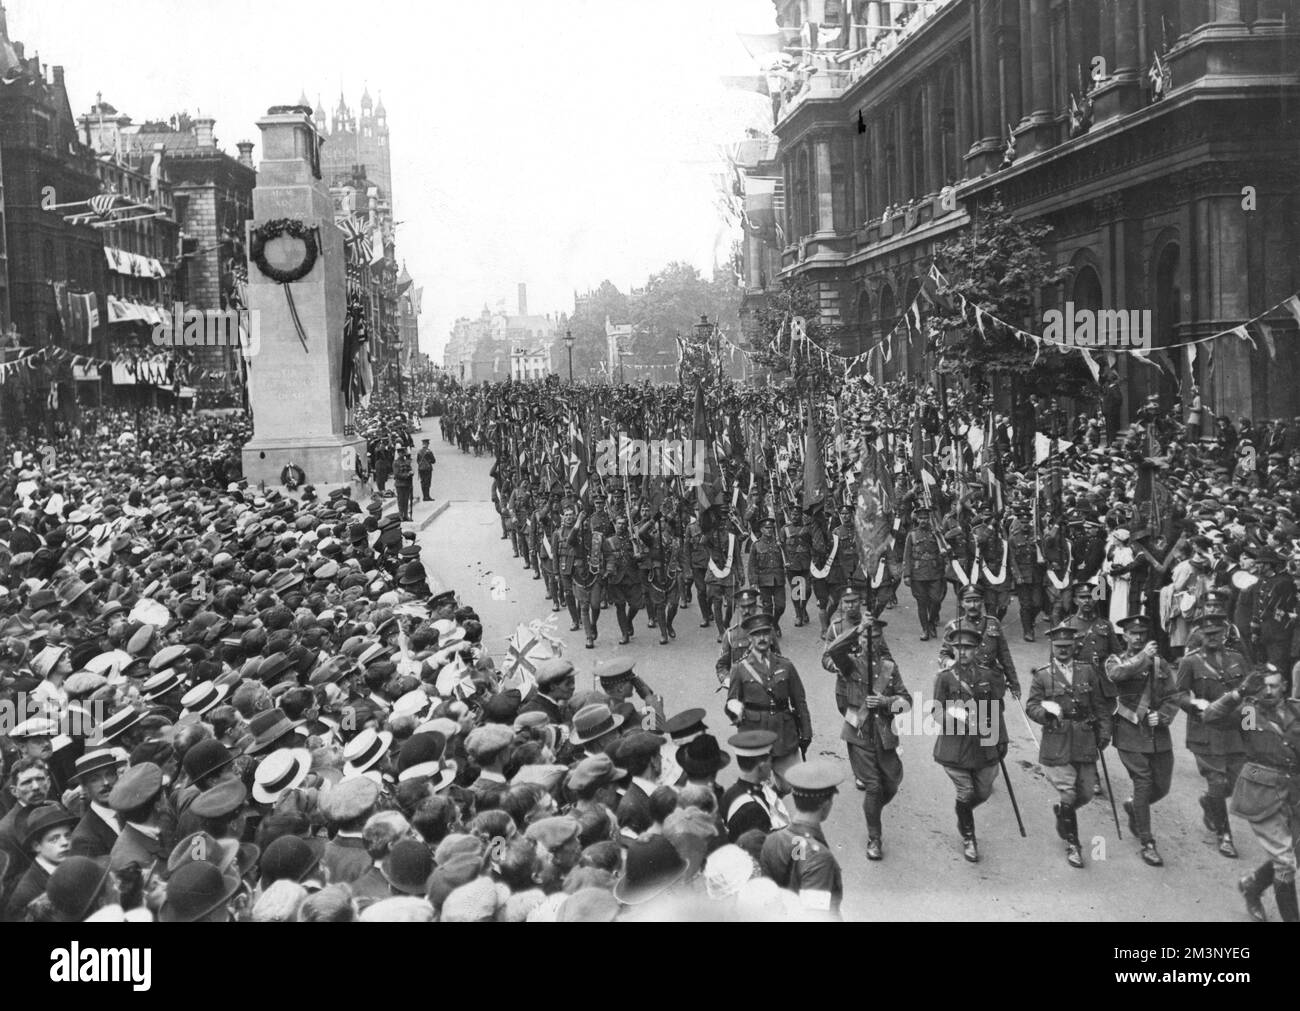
[250,218,319,284]
[281,463,306,490]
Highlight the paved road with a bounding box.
[415,428,1260,922]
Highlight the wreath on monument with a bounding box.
[281,462,306,490]
[250,218,318,284]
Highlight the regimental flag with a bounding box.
[568,416,589,499]
[854,440,896,584]
[337,215,373,264]
[341,293,370,408]
[1149,50,1172,99]
[693,384,724,511]
[801,403,827,512]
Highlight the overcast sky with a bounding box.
[7,0,776,358]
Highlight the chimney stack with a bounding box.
[194,116,216,149]
[517,283,527,317]
[236,141,255,168]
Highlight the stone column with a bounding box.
[241,108,365,490]
[923,76,941,193]
[815,137,834,233]
[1093,0,1142,121]
[967,0,1004,172]
[866,1,882,45]
[1015,0,1055,154]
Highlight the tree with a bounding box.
[746,278,844,399]
[566,280,628,378]
[931,196,1085,407]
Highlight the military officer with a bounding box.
[1176,614,1250,858]
[822,584,872,654]
[1105,613,1182,867]
[932,624,1010,863]
[903,505,947,641]
[781,509,814,627]
[720,730,791,841]
[596,657,665,733]
[635,504,672,645]
[1204,665,1300,922]
[1251,548,1295,671]
[1064,583,1122,677]
[824,619,910,860]
[725,612,811,783]
[1184,587,1246,657]
[1008,506,1045,641]
[939,584,1022,699]
[759,761,845,919]
[748,515,787,636]
[1026,624,1113,868]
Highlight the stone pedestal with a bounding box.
[241,108,364,491]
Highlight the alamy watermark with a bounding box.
[593,432,708,487]
[1041,303,1152,349]
[152,302,261,356]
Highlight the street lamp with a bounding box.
[696,314,720,384]
[564,329,575,384]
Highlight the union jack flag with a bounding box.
[335,215,373,264]
[89,194,117,218]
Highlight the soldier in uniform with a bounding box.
[941,508,974,619]
[932,624,1010,863]
[684,509,712,627]
[824,619,910,860]
[1042,516,1074,625]
[781,509,814,627]
[748,516,787,636]
[972,509,1011,620]
[903,505,947,641]
[572,503,604,649]
[536,495,560,606]
[635,503,672,645]
[1008,505,1044,641]
[720,730,790,841]
[716,588,782,686]
[596,658,665,733]
[940,584,1022,699]
[703,510,740,640]
[555,503,584,632]
[1205,665,1300,922]
[1251,547,1295,671]
[1105,613,1181,867]
[759,761,845,920]
[725,612,811,784]
[822,584,870,648]
[1064,583,1122,676]
[1176,614,1250,858]
[602,514,644,645]
[1184,588,1247,656]
[1026,624,1113,868]
[507,482,532,565]
[823,504,861,634]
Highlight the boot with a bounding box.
[1238,862,1273,922]
[1123,799,1138,839]
[955,801,978,863]
[1140,841,1164,867]
[1053,803,1070,841]
[1198,794,1219,833]
[1218,830,1238,859]
[1064,808,1085,868]
[1274,880,1299,923]
[865,837,883,861]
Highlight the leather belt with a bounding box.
[744,703,788,714]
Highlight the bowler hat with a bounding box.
[677,734,731,779]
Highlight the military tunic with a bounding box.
[759,822,843,919]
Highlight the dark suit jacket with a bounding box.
[616,782,654,833]
[3,860,50,922]
[108,824,164,873]
[69,809,120,861]
[518,693,564,724]
[0,802,38,901]
[322,835,371,885]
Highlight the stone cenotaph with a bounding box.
[240,106,364,490]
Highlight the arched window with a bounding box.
[1072,265,1102,312]
[1153,244,1180,351]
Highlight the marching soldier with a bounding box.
[537,496,560,608]
[824,619,909,860]
[822,584,871,649]
[748,516,787,636]
[1042,516,1073,625]
[703,509,740,640]
[1185,588,1247,656]
[972,509,1011,620]
[824,504,861,632]
[1026,624,1113,868]
[684,509,712,628]
[635,502,672,645]
[1008,505,1045,641]
[903,505,947,641]
[939,584,1022,699]
[781,509,814,627]
[721,730,790,841]
[932,624,1010,863]
[759,761,845,919]
[941,508,974,619]
[1105,613,1182,867]
[507,481,532,563]
[1064,583,1122,676]
[555,502,584,633]
[724,612,811,784]
[1251,547,1295,671]
[1204,665,1300,922]
[602,513,643,645]
[1176,614,1250,858]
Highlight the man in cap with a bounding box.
[703,508,740,639]
[106,762,166,873]
[715,587,782,686]
[1185,587,1247,658]
[821,584,870,651]
[1176,613,1250,858]
[824,618,909,860]
[758,761,844,919]
[780,508,814,628]
[602,512,645,645]
[1204,664,1300,922]
[465,723,515,804]
[67,750,125,860]
[971,509,1011,620]
[902,505,947,641]
[1063,582,1122,677]
[747,515,787,636]
[932,623,1010,863]
[0,758,53,900]
[724,611,811,784]
[519,659,576,724]
[1105,614,1181,867]
[319,777,382,884]
[596,657,664,733]
[719,730,790,842]
[1251,547,1296,671]
[1026,624,1113,868]
[4,803,77,921]
[416,438,436,502]
[940,584,1022,699]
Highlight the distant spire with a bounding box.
[298,87,310,107]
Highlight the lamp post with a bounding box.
[564,329,575,384]
[696,314,719,385]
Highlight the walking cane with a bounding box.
[1015,694,1041,749]
[1093,721,1123,840]
[999,757,1027,837]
